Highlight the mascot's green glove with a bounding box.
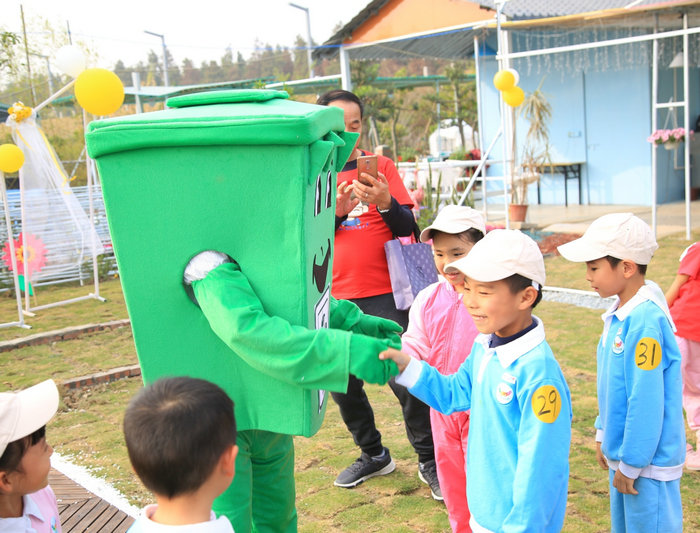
[331,298,403,345]
[354,314,403,349]
[348,334,399,385]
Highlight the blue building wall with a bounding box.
[583,66,651,205]
[477,31,699,206]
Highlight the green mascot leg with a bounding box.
[214,430,297,533]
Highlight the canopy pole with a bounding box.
[0,170,31,329]
[651,17,659,237]
[682,13,691,240]
[340,47,352,91]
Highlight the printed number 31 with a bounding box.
[635,337,662,370]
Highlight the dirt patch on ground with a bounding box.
[537,232,582,256]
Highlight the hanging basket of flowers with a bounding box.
[647,128,692,150]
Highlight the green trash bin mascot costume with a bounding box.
[85,90,400,532]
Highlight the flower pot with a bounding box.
[509,203,528,223]
[664,141,681,151]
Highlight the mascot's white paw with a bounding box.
[183,250,233,285]
[183,250,234,306]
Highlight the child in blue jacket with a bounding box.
[381,229,572,532]
[558,213,685,532]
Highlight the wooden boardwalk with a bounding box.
[50,468,135,532]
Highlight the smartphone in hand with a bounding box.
[357,155,378,184]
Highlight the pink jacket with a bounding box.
[402,279,478,532]
[402,280,479,374]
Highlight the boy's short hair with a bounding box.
[124,377,236,498]
[316,89,364,118]
[420,205,486,243]
[504,274,543,308]
[557,213,657,265]
[446,229,545,288]
[604,255,648,275]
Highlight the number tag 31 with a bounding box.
[635,337,662,370]
[531,385,561,423]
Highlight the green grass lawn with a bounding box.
[0,278,128,341]
[1,230,699,531]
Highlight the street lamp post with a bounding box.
[289,2,314,78]
[144,30,170,87]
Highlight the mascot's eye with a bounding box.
[325,170,333,209]
[314,174,322,217]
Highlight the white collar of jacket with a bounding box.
[601,280,676,332]
[23,491,45,523]
[475,315,545,369]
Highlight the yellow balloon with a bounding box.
[493,70,516,91]
[503,86,525,107]
[75,68,125,116]
[0,144,25,173]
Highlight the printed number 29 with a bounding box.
[635,337,662,370]
[531,385,561,423]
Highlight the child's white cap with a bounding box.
[557,213,658,265]
[0,379,58,457]
[420,205,486,242]
[445,229,545,287]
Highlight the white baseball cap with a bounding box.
[557,213,657,265]
[420,205,486,242]
[445,229,545,287]
[0,379,59,457]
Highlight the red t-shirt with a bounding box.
[332,151,414,299]
[670,242,700,341]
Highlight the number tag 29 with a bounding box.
[531,385,562,423]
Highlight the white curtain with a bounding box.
[7,111,103,283]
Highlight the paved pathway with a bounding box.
[521,200,700,238]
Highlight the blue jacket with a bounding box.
[595,282,685,481]
[398,317,572,533]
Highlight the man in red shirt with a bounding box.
[316,90,441,500]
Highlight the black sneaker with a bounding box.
[418,460,443,501]
[334,447,396,488]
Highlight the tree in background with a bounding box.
[113,60,130,86]
[235,51,247,79]
[180,58,202,85]
[350,61,385,151]
[292,35,312,79]
[221,48,236,80]
[442,61,478,150]
[1,30,20,76]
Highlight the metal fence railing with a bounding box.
[0,184,116,291]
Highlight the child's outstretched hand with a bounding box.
[612,469,638,495]
[379,348,411,374]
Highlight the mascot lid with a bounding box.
[85,89,347,159]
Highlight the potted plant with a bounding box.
[647,128,692,150]
[510,82,552,222]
